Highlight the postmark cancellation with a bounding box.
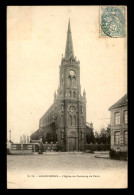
[100,6,126,38]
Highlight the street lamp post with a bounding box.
[9,130,12,142]
[39,128,43,154]
[39,128,43,142]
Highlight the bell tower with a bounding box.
[59,19,81,99]
[57,19,86,151]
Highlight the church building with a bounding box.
[31,20,93,151]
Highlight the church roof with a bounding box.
[108,94,127,111]
[65,19,74,59]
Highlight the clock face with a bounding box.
[69,70,75,76]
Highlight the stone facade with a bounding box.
[31,20,92,151]
[108,94,128,152]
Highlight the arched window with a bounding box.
[114,131,120,145]
[81,132,84,140]
[81,106,83,114]
[61,105,64,111]
[73,91,76,97]
[67,76,71,87]
[69,91,71,97]
[68,116,72,126]
[72,77,76,87]
[115,112,120,125]
[124,131,127,145]
[124,110,127,124]
[61,132,64,139]
[61,115,64,125]
[81,116,84,125]
[72,116,76,126]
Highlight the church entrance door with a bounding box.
[68,138,77,151]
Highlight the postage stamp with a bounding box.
[100,6,126,38]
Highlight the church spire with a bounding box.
[65,19,74,60]
[83,89,86,98]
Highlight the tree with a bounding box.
[94,127,111,145]
[99,126,110,144]
[86,131,95,144]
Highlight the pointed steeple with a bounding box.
[65,19,74,59]
[83,89,86,98]
[54,91,56,101]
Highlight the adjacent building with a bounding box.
[31,20,92,151]
[108,94,128,152]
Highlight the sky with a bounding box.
[7,6,127,143]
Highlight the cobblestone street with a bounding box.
[7,153,127,189]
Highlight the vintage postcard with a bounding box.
[7,6,127,189]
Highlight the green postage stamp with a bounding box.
[100,6,126,38]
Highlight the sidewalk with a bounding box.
[94,151,109,154]
[95,152,110,159]
[39,151,110,155]
[42,151,83,155]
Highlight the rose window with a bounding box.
[68,106,75,114]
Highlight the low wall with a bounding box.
[10,150,33,155]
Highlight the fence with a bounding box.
[10,143,40,154]
[43,143,57,152]
[109,149,128,160]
